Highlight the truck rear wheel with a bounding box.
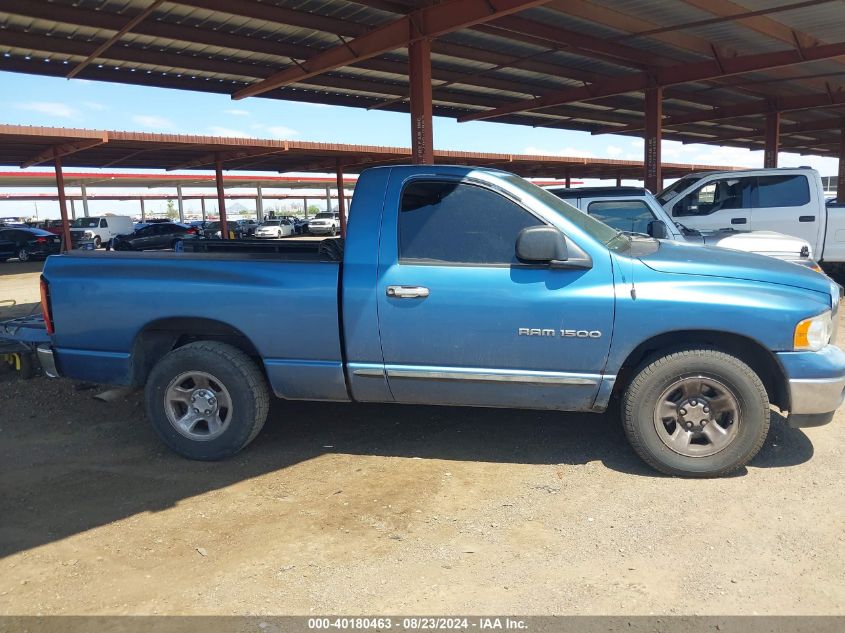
[622,348,770,478]
[145,341,269,460]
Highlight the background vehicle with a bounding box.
[657,168,845,270]
[0,227,61,261]
[308,212,340,235]
[276,215,307,235]
[233,219,259,237]
[548,186,822,272]
[39,166,845,478]
[0,235,17,261]
[69,215,134,249]
[255,219,295,238]
[112,223,196,250]
[39,220,66,236]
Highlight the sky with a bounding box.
[0,70,838,219]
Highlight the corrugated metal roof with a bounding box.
[0,0,842,157]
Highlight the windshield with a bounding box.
[656,176,702,205]
[501,175,631,252]
[205,222,221,230]
[314,213,335,219]
[70,218,100,228]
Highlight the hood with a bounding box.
[700,230,811,257]
[638,240,830,296]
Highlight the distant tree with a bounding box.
[307,205,321,214]
[165,199,179,220]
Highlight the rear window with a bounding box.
[756,175,810,208]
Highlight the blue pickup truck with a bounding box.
[37,166,845,477]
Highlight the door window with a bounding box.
[755,175,810,208]
[100,219,108,228]
[398,180,543,265]
[674,177,753,216]
[587,200,656,235]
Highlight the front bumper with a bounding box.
[778,344,845,426]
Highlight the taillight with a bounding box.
[40,276,54,335]
[187,228,197,235]
[36,237,47,244]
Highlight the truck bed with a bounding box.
[43,249,347,400]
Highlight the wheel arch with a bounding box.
[615,330,790,412]
[130,317,263,387]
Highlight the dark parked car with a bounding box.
[0,236,16,261]
[0,227,62,261]
[112,223,197,251]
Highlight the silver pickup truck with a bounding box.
[547,186,822,273]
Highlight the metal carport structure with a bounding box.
[0,124,740,248]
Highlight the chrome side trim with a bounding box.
[788,376,845,414]
[386,368,599,386]
[352,368,386,377]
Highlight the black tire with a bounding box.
[94,236,102,249]
[622,348,770,478]
[145,341,270,460]
[17,247,29,262]
[330,226,337,236]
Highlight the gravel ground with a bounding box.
[0,261,843,615]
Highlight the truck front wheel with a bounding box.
[622,348,770,478]
[145,341,270,460]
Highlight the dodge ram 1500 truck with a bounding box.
[37,166,845,477]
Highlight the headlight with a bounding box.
[794,311,832,351]
[84,230,94,237]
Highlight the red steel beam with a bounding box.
[595,89,845,135]
[54,155,73,253]
[644,86,662,193]
[409,38,434,164]
[459,40,845,123]
[336,160,347,238]
[66,0,166,79]
[839,127,845,203]
[764,111,781,168]
[215,155,229,240]
[21,136,108,169]
[231,0,550,100]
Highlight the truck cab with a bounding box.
[546,186,821,272]
[656,167,845,265]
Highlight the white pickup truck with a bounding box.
[547,186,821,272]
[656,167,845,271]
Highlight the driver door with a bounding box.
[375,176,615,411]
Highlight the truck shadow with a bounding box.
[0,378,814,558]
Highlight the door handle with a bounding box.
[799,215,815,222]
[386,285,430,299]
[731,217,747,225]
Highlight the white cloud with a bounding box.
[523,146,595,158]
[207,126,254,138]
[605,145,623,157]
[83,101,107,111]
[265,125,299,138]
[132,114,176,130]
[16,101,78,119]
[224,109,250,116]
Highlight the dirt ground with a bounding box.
[1,259,844,615]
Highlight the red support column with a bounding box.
[838,125,845,204]
[764,111,780,168]
[644,86,663,193]
[565,170,571,188]
[215,154,229,239]
[616,172,622,187]
[336,160,347,238]
[409,38,433,164]
[54,154,73,253]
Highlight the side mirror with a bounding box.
[648,220,668,239]
[515,226,592,270]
